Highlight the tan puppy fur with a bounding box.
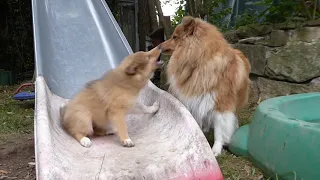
[161,16,251,156]
[60,46,162,148]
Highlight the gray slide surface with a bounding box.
[33,0,132,98]
[32,0,223,179]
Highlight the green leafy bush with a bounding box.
[170,0,232,31]
[0,0,34,82]
[171,0,320,32]
[234,9,260,29]
[246,0,320,23]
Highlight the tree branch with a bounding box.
[313,0,318,19]
[187,0,195,16]
[147,0,159,31]
[154,0,171,38]
[301,0,313,20]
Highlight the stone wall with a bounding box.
[224,19,320,102]
[225,19,320,83]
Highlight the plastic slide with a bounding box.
[31,0,223,179]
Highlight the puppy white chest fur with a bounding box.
[168,77,215,132]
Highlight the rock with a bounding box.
[265,41,320,82]
[273,21,305,30]
[238,37,266,44]
[264,30,289,46]
[236,24,273,39]
[251,77,320,101]
[248,76,260,104]
[310,77,320,85]
[224,30,239,44]
[238,30,288,47]
[27,162,35,166]
[305,19,320,26]
[232,44,268,76]
[290,27,320,43]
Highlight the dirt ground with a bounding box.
[0,85,35,180]
[0,134,35,180]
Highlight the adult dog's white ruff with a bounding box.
[168,77,239,156]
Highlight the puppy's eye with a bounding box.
[172,35,177,40]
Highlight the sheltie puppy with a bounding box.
[60,46,163,148]
[161,16,251,156]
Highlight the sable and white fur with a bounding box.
[161,16,251,156]
[60,46,163,148]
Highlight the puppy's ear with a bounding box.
[181,16,195,36]
[125,62,138,75]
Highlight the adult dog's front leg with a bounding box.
[128,101,160,114]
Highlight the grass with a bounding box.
[217,152,264,180]
[0,85,34,134]
[0,85,266,179]
[204,102,266,180]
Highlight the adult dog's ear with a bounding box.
[125,62,138,75]
[181,16,195,36]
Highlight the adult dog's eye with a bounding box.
[172,35,177,39]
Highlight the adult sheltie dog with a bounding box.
[161,16,251,156]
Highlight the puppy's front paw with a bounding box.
[80,137,92,148]
[148,101,160,114]
[122,139,135,147]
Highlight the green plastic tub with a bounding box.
[229,92,320,180]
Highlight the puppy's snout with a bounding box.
[149,45,162,59]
